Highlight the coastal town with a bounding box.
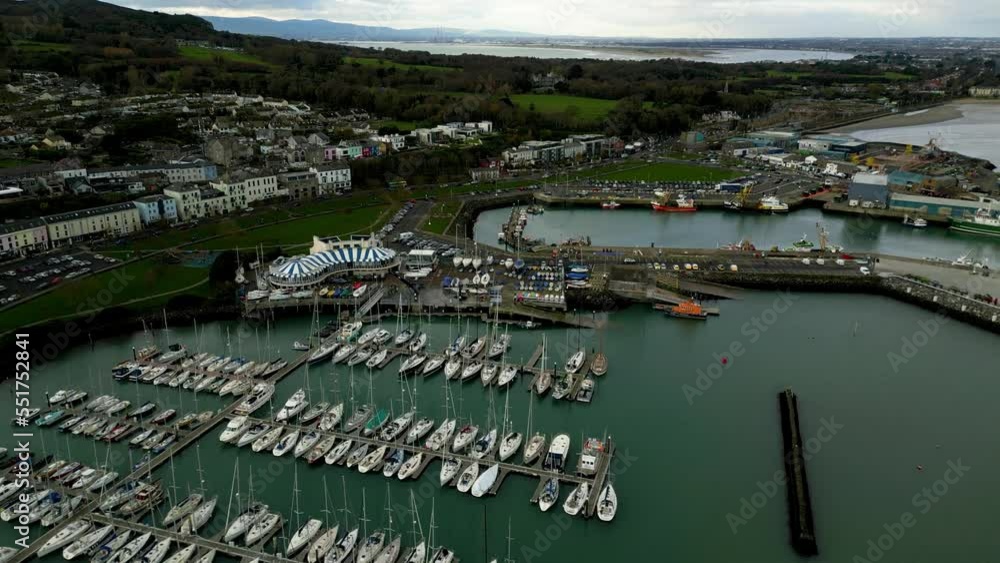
[1,2,999,563]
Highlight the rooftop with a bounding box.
[45,202,137,223]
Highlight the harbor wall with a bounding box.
[778,388,819,556]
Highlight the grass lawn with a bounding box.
[345,57,459,72]
[12,40,71,52]
[423,201,463,234]
[179,46,274,68]
[0,159,40,168]
[765,69,812,79]
[0,257,209,335]
[372,119,419,132]
[199,205,390,250]
[599,161,741,182]
[510,94,619,122]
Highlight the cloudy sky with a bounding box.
[114,0,997,37]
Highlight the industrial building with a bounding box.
[888,194,993,218]
[847,173,891,207]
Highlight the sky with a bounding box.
[115,0,999,38]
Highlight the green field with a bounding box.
[372,119,419,132]
[423,201,463,234]
[509,94,622,122]
[0,159,40,168]
[179,46,274,68]
[199,205,389,250]
[0,257,210,335]
[12,40,71,52]
[598,161,741,182]
[345,57,459,72]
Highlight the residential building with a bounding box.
[334,140,364,160]
[310,164,352,194]
[969,86,1000,98]
[470,167,501,182]
[164,186,235,221]
[373,134,406,151]
[211,173,284,207]
[279,170,321,200]
[133,194,178,224]
[565,134,607,158]
[0,219,49,257]
[88,162,217,184]
[308,132,330,145]
[45,202,142,246]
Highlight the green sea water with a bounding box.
[2,293,998,562]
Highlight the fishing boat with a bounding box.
[397,452,423,480]
[107,532,152,563]
[358,445,388,474]
[757,195,789,213]
[140,538,172,563]
[180,496,216,535]
[366,349,388,369]
[294,430,322,458]
[597,483,618,522]
[424,419,456,451]
[305,526,339,563]
[439,458,461,486]
[163,494,203,527]
[237,423,269,448]
[565,350,586,374]
[456,463,479,493]
[563,482,589,516]
[246,512,281,545]
[651,193,697,212]
[601,200,621,209]
[499,432,523,462]
[287,519,322,557]
[219,416,250,444]
[421,356,445,376]
[276,389,309,422]
[538,478,559,512]
[949,206,1000,237]
[251,426,283,453]
[319,403,345,432]
[162,544,197,563]
[272,429,300,457]
[223,502,267,542]
[664,299,708,320]
[452,424,478,452]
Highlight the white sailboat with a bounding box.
[471,464,499,498]
[562,482,589,516]
[597,483,618,522]
[456,463,479,494]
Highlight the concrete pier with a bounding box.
[778,388,819,556]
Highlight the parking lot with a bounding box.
[0,250,120,306]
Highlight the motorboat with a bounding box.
[421,356,445,376]
[287,519,323,557]
[424,419,455,452]
[294,430,322,458]
[246,512,281,545]
[381,449,405,478]
[272,429,300,457]
[251,427,283,453]
[405,417,435,445]
[338,321,363,341]
[563,482,589,516]
[374,329,393,345]
[498,432,523,461]
[275,389,308,422]
[565,350,586,374]
[235,383,275,416]
[180,497,216,535]
[439,458,461,486]
[358,445,388,474]
[219,416,250,444]
[237,423,269,448]
[471,464,499,498]
[305,525,339,563]
[319,403,345,432]
[118,482,164,516]
[163,493,203,527]
[397,452,423,480]
[538,478,559,512]
[544,434,571,471]
[456,463,479,493]
[223,502,267,542]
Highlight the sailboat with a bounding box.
[597,482,618,522]
[456,463,479,494]
[356,490,385,563]
[373,485,400,563]
[306,477,339,563]
[538,478,559,512]
[562,482,589,516]
[471,464,499,498]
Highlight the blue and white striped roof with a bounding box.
[272,247,396,279]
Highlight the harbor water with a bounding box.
[474,206,1000,263]
[3,293,999,562]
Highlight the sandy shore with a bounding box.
[829,99,1000,133]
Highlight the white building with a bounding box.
[164,186,236,221]
[133,194,179,225]
[45,203,142,246]
[210,173,283,208]
[87,162,218,184]
[309,164,352,194]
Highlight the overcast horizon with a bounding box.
[113,0,1000,39]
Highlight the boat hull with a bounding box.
[949,218,1000,237]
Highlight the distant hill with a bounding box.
[0,0,214,38]
[202,15,539,42]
